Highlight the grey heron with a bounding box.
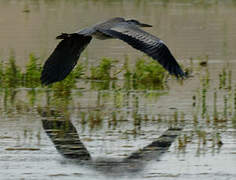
[41,17,185,85]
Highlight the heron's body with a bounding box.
[79,17,125,39]
[41,17,185,85]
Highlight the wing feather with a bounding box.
[98,24,185,77]
[41,33,92,85]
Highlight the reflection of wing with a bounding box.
[41,34,92,85]
[99,23,185,77]
[42,119,91,160]
[40,108,183,175]
[125,128,182,162]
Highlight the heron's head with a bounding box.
[126,19,152,27]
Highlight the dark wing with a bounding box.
[98,23,185,77]
[41,33,92,85]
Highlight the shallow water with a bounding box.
[1,0,236,180]
[1,0,236,65]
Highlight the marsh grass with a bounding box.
[232,87,236,128]
[213,90,218,121]
[218,66,232,90]
[0,53,167,91]
[4,53,21,88]
[88,111,103,130]
[131,57,166,89]
[23,53,41,88]
[1,54,236,160]
[133,57,165,83]
[0,60,3,86]
[88,56,167,90]
[0,53,41,88]
[234,87,236,115]
[90,57,115,80]
[201,82,207,118]
[121,56,167,90]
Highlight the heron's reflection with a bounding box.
[41,109,182,176]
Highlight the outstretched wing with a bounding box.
[98,23,185,77]
[41,33,92,85]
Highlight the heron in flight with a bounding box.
[41,17,185,85]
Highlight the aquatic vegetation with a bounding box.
[3,53,21,88]
[223,95,228,121]
[51,73,76,97]
[90,80,111,90]
[0,53,41,88]
[3,88,17,113]
[201,82,207,118]
[27,88,37,106]
[173,110,178,122]
[132,57,166,86]
[123,55,132,81]
[234,87,236,115]
[88,111,103,130]
[213,90,218,121]
[232,87,236,128]
[228,70,232,90]
[0,53,168,91]
[90,57,115,80]
[88,56,167,90]
[23,53,41,88]
[196,130,207,146]
[218,66,233,90]
[73,63,85,79]
[0,51,235,155]
[121,56,167,90]
[0,60,3,86]
[108,111,118,129]
[219,67,227,89]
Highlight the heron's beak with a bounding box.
[140,23,152,27]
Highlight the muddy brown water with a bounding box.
[0,0,236,180]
